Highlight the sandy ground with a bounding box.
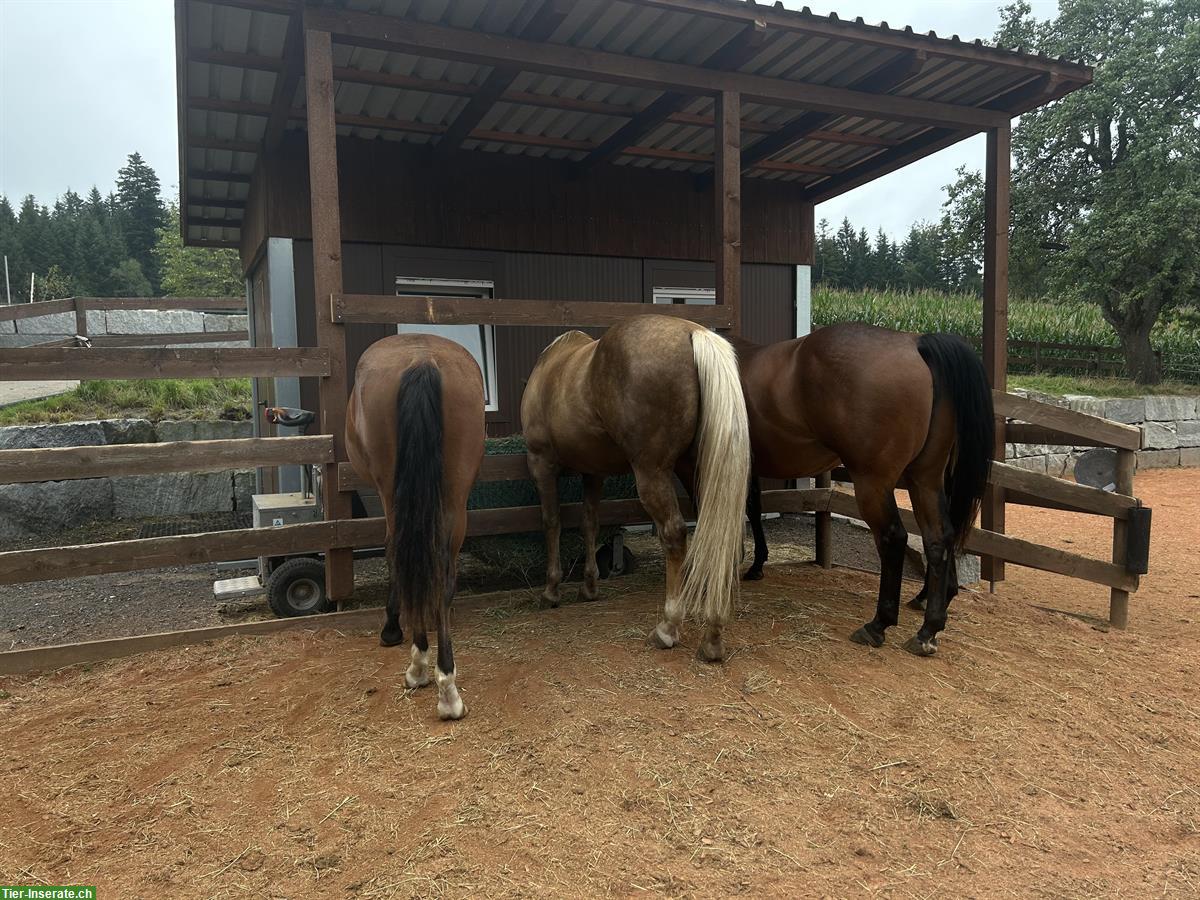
[0,470,1197,897]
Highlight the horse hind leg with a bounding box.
[381,578,404,647]
[634,467,688,651]
[577,474,603,602]
[435,554,466,720]
[848,476,908,649]
[902,484,957,657]
[743,474,767,581]
[406,632,431,688]
[528,453,564,608]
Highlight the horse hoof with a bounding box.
[696,639,726,663]
[380,629,404,648]
[541,592,561,609]
[648,624,677,650]
[906,596,927,611]
[405,668,431,689]
[742,568,764,582]
[903,634,938,657]
[849,624,885,648]
[576,588,600,603]
[438,697,467,720]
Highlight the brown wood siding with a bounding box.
[247,134,813,271]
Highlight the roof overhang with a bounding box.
[175,0,1091,248]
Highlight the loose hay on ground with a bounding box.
[0,471,1198,897]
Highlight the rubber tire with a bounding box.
[267,557,331,617]
[596,544,637,579]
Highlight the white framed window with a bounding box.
[395,277,499,412]
[653,286,717,306]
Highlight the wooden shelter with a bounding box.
[0,1,1159,676]
[174,0,1097,599]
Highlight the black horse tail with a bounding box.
[917,333,995,552]
[391,361,445,639]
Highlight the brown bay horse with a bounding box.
[522,315,750,662]
[737,323,994,656]
[346,334,485,719]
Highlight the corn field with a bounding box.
[812,288,1200,382]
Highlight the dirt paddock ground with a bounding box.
[1,469,1197,897]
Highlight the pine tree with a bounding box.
[114,152,166,293]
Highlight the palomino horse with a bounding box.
[522,315,750,662]
[346,334,485,719]
[737,323,994,656]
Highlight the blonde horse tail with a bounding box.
[679,328,751,625]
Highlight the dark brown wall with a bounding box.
[242,133,815,271]
[288,241,796,436]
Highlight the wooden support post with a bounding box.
[981,122,1010,586]
[1109,448,1136,629]
[815,471,832,569]
[304,26,355,605]
[74,298,88,342]
[715,90,742,334]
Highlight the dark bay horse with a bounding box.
[522,315,750,662]
[346,334,485,719]
[737,323,994,656]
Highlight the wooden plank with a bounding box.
[189,47,285,72]
[0,608,385,677]
[304,26,355,604]
[981,123,1010,584]
[0,436,334,485]
[988,461,1136,518]
[439,0,571,151]
[188,169,253,185]
[74,298,88,338]
[332,295,736,329]
[83,296,245,311]
[1109,448,1136,628]
[88,331,250,348]
[304,7,1011,129]
[715,90,742,335]
[340,454,529,492]
[263,4,304,153]
[189,136,260,155]
[822,489,1138,592]
[994,392,1142,451]
[804,129,975,204]
[1004,424,1109,449]
[0,347,329,381]
[0,521,343,585]
[0,297,79,322]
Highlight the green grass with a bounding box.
[813,287,1200,383]
[0,379,253,426]
[1007,373,1198,397]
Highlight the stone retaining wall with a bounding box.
[0,419,255,543]
[1006,391,1200,474]
[0,309,249,348]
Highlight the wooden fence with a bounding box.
[0,291,1152,673]
[0,296,248,349]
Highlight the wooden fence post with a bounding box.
[1109,448,1136,629]
[304,25,355,606]
[981,122,1010,587]
[74,298,89,343]
[815,471,832,569]
[715,90,742,335]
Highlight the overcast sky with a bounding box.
[0,0,1057,237]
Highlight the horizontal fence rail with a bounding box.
[0,347,329,381]
[994,390,1143,451]
[86,331,251,348]
[0,436,334,485]
[0,296,245,322]
[332,294,736,329]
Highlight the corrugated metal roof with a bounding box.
[177,0,1092,246]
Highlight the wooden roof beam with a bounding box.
[802,73,1056,204]
[577,21,769,171]
[625,0,1093,83]
[188,169,253,184]
[262,2,304,153]
[303,7,1010,129]
[739,50,925,172]
[439,0,572,152]
[188,48,284,72]
[186,197,246,210]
